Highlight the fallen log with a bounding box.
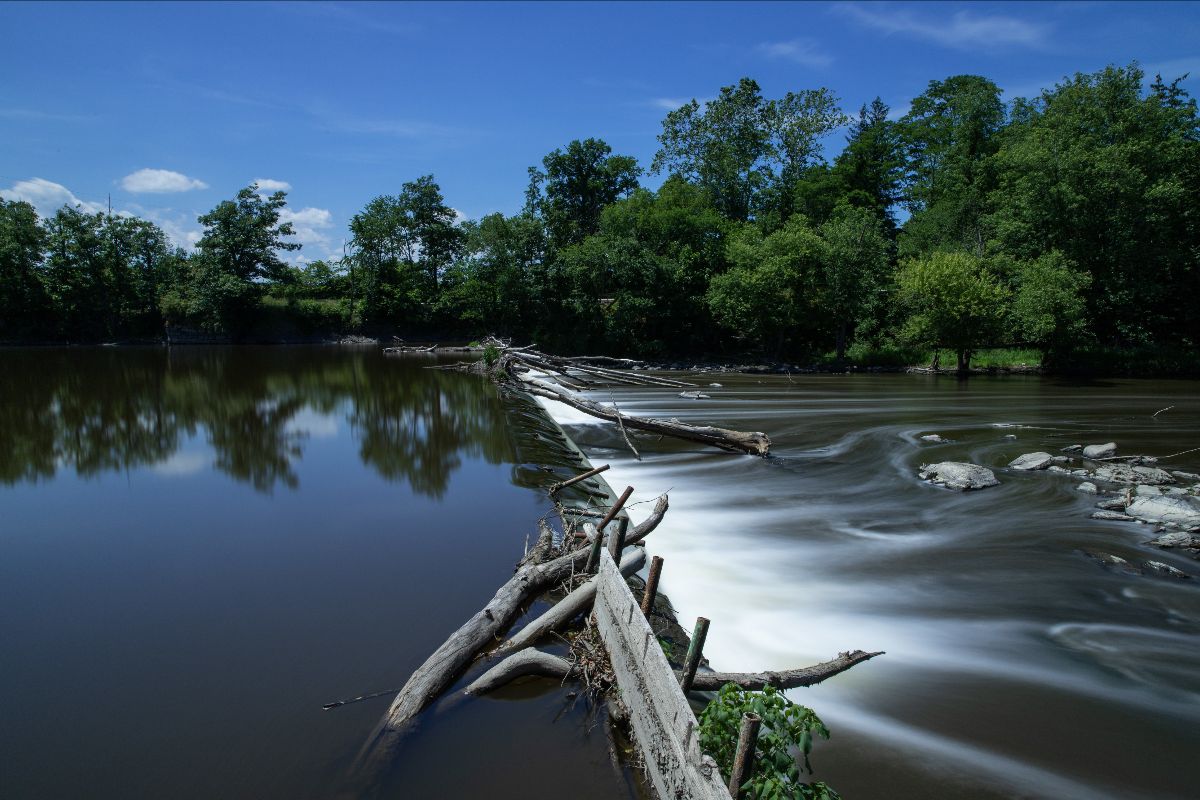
[678,650,884,691]
[464,649,576,695]
[510,373,771,456]
[351,495,669,779]
[495,546,646,657]
[548,463,610,495]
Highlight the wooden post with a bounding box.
[585,527,605,574]
[608,517,629,562]
[548,463,610,494]
[596,486,634,534]
[640,555,663,617]
[679,616,710,693]
[727,712,761,798]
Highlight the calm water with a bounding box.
[540,372,1200,800]
[0,347,638,800]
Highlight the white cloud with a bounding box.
[150,451,209,477]
[252,177,292,192]
[0,177,106,217]
[279,206,335,258]
[650,97,692,111]
[757,38,833,68]
[120,168,208,193]
[836,4,1050,50]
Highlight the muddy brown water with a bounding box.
[2,348,1197,799]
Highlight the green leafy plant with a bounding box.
[482,344,500,366]
[699,683,840,800]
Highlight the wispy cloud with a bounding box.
[252,177,292,192]
[649,97,693,111]
[757,38,834,68]
[120,168,208,193]
[0,178,106,217]
[0,107,94,123]
[836,3,1051,50]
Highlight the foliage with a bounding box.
[896,250,1010,371]
[0,62,1196,371]
[699,683,840,800]
[652,78,847,221]
[526,138,640,248]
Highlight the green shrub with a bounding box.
[699,683,840,800]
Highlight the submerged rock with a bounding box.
[1083,442,1118,459]
[1144,561,1190,579]
[1171,470,1200,482]
[1081,549,1141,575]
[1147,531,1200,549]
[1092,464,1176,486]
[1009,452,1054,470]
[1061,444,1083,453]
[1077,482,1098,494]
[678,391,710,400]
[921,434,950,443]
[919,462,999,491]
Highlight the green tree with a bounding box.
[652,78,846,221]
[526,138,640,248]
[1008,250,1092,361]
[348,175,463,329]
[899,75,1006,255]
[438,212,550,336]
[818,206,892,362]
[186,187,300,331]
[896,251,1010,372]
[832,97,905,229]
[987,64,1200,345]
[0,199,49,340]
[42,206,107,339]
[707,214,827,355]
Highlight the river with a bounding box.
[2,348,1196,799]
[539,370,1200,800]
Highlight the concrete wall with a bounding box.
[594,548,730,800]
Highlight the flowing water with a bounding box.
[4,349,1198,799]
[0,347,639,800]
[538,372,1200,800]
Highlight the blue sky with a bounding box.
[2,1,1197,260]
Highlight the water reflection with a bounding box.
[0,347,513,496]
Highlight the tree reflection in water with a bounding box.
[0,347,516,496]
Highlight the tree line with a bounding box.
[2,62,1196,371]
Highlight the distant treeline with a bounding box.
[2,63,1197,371]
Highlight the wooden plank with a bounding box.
[594,549,730,800]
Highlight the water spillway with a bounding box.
[535,371,1200,800]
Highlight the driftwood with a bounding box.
[510,372,771,456]
[351,495,669,779]
[464,649,576,695]
[494,546,646,657]
[677,650,884,691]
[548,463,610,494]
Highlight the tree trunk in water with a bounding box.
[956,349,970,374]
[835,322,847,365]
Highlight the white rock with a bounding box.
[678,391,710,400]
[1092,511,1136,521]
[1135,485,1162,496]
[919,462,999,491]
[1009,452,1054,470]
[1083,442,1118,459]
[1126,495,1200,528]
[1144,561,1190,579]
[1077,482,1098,494]
[1003,434,1018,440]
[1061,444,1083,453]
[1171,470,1200,481]
[921,434,949,443]
[1093,464,1176,486]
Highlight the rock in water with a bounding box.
[1061,444,1083,453]
[1126,496,1200,528]
[919,462,999,491]
[1077,482,1098,494]
[1092,510,1136,521]
[1083,442,1118,459]
[1093,464,1176,486]
[921,434,949,443]
[1008,452,1054,470]
[1144,561,1190,579]
[678,391,710,400]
